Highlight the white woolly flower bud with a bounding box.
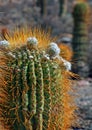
[63,60,71,71]
[61,58,71,71]
[59,56,71,71]
[47,42,60,58]
[27,37,38,50]
[0,40,9,47]
[27,37,38,45]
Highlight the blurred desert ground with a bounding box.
[0,0,92,130]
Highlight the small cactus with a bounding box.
[0,28,77,130]
[72,2,90,77]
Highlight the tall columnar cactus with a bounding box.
[59,0,67,16]
[36,0,47,15]
[72,2,90,77]
[0,28,77,130]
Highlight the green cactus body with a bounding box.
[0,29,77,130]
[49,61,63,129]
[72,2,90,76]
[26,49,36,118]
[32,50,44,130]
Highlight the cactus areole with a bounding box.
[0,28,77,130]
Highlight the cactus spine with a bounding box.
[72,2,90,77]
[0,28,77,130]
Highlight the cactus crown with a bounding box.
[0,28,77,130]
[73,2,90,22]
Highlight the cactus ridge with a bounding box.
[41,60,51,130]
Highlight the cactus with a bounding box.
[0,28,77,130]
[59,0,67,16]
[72,2,90,77]
[36,0,47,15]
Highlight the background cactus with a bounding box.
[36,0,47,15]
[0,28,77,130]
[72,2,90,77]
[59,0,67,16]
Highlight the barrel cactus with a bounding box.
[0,28,77,130]
[72,2,90,77]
